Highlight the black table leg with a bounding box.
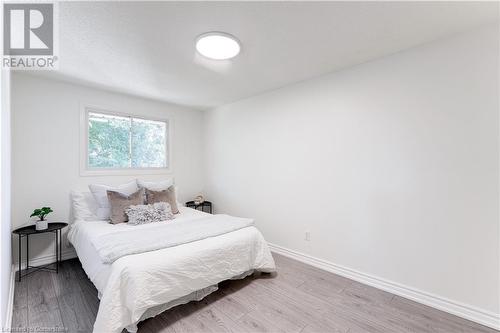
[57,230,60,272]
[26,234,29,274]
[55,230,58,273]
[18,234,21,282]
[59,230,62,263]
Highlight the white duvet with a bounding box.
[92,214,255,264]
[68,207,276,333]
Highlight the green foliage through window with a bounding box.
[88,111,168,169]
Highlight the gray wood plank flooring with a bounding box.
[11,253,497,333]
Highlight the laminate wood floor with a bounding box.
[12,253,497,333]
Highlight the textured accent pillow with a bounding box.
[107,188,144,224]
[89,181,139,220]
[145,186,179,214]
[137,178,176,206]
[126,202,174,225]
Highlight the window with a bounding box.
[82,108,169,174]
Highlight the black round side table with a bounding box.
[12,222,68,281]
[185,201,212,214]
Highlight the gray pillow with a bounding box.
[106,188,144,224]
[126,202,174,225]
[145,186,179,214]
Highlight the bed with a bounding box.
[68,193,276,333]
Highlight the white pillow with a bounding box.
[71,191,99,221]
[137,178,174,191]
[88,181,139,220]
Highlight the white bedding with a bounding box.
[68,207,276,333]
[93,214,255,264]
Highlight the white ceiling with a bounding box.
[32,1,498,109]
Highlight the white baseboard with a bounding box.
[268,243,500,330]
[13,250,77,272]
[4,265,15,330]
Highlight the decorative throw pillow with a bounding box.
[89,181,139,220]
[107,188,144,224]
[126,202,174,225]
[145,186,179,214]
[137,178,177,206]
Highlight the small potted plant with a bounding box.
[30,207,53,230]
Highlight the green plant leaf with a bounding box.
[30,207,53,219]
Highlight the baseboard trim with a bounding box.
[268,243,500,330]
[4,265,15,330]
[14,250,77,272]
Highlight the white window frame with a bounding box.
[79,104,173,176]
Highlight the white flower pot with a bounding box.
[36,220,48,231]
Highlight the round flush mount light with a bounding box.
[195,32,241,60]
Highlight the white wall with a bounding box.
[11,73,204,264]
[1,70,12,329]
[203,25,499,317]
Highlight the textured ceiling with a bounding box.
[31,1,499,109]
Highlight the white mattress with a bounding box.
[68,207,276,333]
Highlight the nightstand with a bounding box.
[185,201,212,214]
[13,222,68,281]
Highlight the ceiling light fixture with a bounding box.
[195,32,241,60]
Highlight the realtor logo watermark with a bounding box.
[2,2,58,69]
